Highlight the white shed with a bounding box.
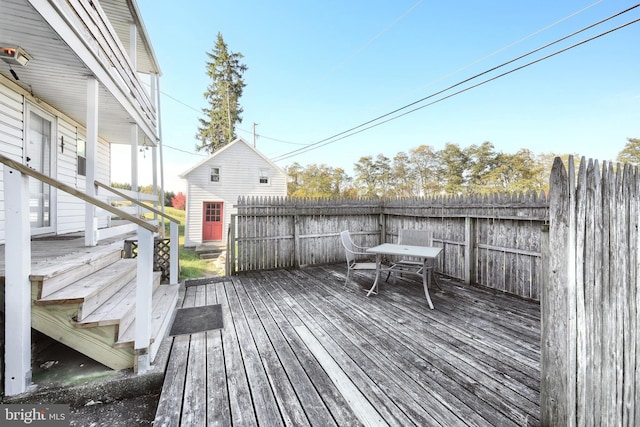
[180,137,287,247]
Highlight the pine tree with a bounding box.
[196,33,247,154]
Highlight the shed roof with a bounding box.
[179,137,287,178]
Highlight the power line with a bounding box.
[163,143,207,156]
[380,0,606,110]
[271,7,640,162]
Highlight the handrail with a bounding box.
[95,180,180,224]
[0,153,158,233]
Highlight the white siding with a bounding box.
[0,82,25,243]
[0,81,113,240]
[183,140,287,247]
[52,119,111,234]
[56,120,83,234]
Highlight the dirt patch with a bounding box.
[69,393,159,426]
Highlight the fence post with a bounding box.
[229,214,236,275]
[379,212,386,243]
[4,166,32,396]
[293,214,300,268]
[464,216,476,285]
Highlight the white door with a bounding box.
[25,106,56,234]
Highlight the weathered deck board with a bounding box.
[155,264,541,426]
[302,267,539,424]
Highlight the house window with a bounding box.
[77,138,86,176]
[210,167,220,182]
[259,168,269,184]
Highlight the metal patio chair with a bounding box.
[340,230,377,287]
[386,229,441,289]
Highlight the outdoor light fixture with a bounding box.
[0,46,32,66]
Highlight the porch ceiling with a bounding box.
[0,0,156,146]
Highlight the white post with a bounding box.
[134,227,153,374]
[156,74,167,239]
[85,77,99,246]
[4,166,32,395]
[150,69,158,223]
[152,147,158,209]
[170,220,179,285]
[130,124,138,194]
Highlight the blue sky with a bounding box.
[114,0,640,192]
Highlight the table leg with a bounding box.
[422,258,434,309]
[367,254,382,297]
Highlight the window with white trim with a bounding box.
[77,138,86,176]
[210,167,220,182]
[259,168,269,184]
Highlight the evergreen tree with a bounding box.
[196,33,247,154]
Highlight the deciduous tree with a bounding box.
[171,192,186,210]
[617,138,640,165]
[437,143,470,195]
[409,145,440,195]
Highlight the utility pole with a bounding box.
[253,122,258,148]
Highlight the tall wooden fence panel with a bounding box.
[231,194,548,300]
[542,157,640,425]
[382,194,547,299]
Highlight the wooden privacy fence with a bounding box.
[542,157,640,425]
[229,192,548,300]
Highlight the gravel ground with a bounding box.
[69,393,159,427]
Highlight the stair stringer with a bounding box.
[30,289,135,370]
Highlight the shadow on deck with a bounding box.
[155,264,541,426]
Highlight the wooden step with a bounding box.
[116,271,163,336]
[115,284,179,348]
[76,271,162,330]
[35,259,137,320]
[31,241,124,299]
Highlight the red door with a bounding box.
[203,202,223,241]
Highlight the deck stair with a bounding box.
[195,243,225,260]
[29,241,179,371]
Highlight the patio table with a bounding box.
[366,243,442,309]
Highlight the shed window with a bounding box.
[259,169,269,184]
[210,167,220,182]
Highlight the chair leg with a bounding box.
[430,269,442,290]
[344,268,351,287]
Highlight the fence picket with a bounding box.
[544,158,640,425]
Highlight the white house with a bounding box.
[0,0,162,242]
[180,137,288,247]
[1,0,175,396]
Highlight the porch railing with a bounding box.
[95,180,179,285]
[47,0,157,134]
[0,153,157,395]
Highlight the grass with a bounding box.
[148,207,222,280]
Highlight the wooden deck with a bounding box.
[155,264,541,426]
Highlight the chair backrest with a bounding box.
[340,230,356,263]
[398,229,433,247]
